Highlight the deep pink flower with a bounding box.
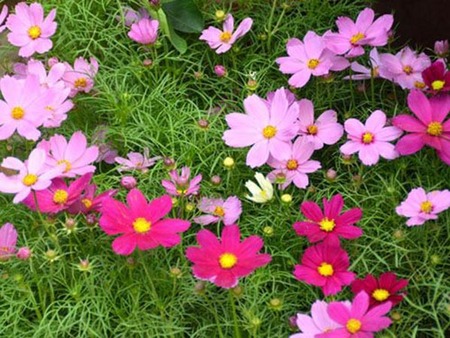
[392,90,450,165]
[161,166,202,197]
[223,88,299,168]
[340,110,402,166]
[115,148,161,172]
[200,14,253,54]
[6,2,57,57]
[293,194,363,245]
[99,189,190,255]
[0,5,7,33]
[185,224,271,288]
[214,65,227,77]
[194,196,242,226]
[293,242,356,296]
[128,18,159,45]
[395,187,450,226]
[67,184,116,214]
[422,61,450,94]
[63,57,99,97]
[297,99,344,149]
[346,48,390,80]
[0,223,17,261]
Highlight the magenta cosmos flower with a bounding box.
[392,90,450,165]
[395,187,450,226]
[267,137,321,190]
[199,14,253,54]
[161,166,202,197]
[6,2,57,57]
[297,99,344,149]
[293,242,356,296]
[99,189,190,255]
[293,194,363,245]
[128,18,159,45]
[194,196,242,226]
[319,292,392,338]
[340,110,402,166]
[434,40,449,59]
[0,223,17,261]
[63,57,99,97]
[324,8,393,58]
[37,131,99,178]
[0,5,7,33]
[185,224,271,288]
[422,61,450,94]
[68,184,117,215]
[276,31,349,88]
[115,148,161,172]
[223,88,299,168]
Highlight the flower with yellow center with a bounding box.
[307,124,318,135]
[350,32,365,44]
[57,159,72,173]
[346,318,362,334]
[11,106,25,120]
[53,190,69,204]
[319,218,335,232]
[426,122,443,136]
[307,59,320,70]
[81,198,93,209]
[74,78,87,89]
[361,132,374,144]
[22,174,38,187]
[420,200,433,214]
[402,65,413,75]
[371,67,379,78]
[372,288,390,302]
[176,188,187,195]
[213,206,225,217]
[317,262,334,277]
[219,252,237,269]
[286,159,298,170]
[28,26,42,40]
[414,81,426,89]
[132,217,151,234]
[431,80,445,91]
[262,125,277,139]
[220,31,232,43]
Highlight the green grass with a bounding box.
[1,0,449,337]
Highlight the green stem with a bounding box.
[204,292,225,338]
[229,290,241,338]
[266,0,278,50]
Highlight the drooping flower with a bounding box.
[63,57,99,97]
[267,137,321,190]
[185,224,271,288]
[194,196,242,226]
[99,189,190,255]
[346,48,389,80]
[351,272,409,308]
[395,187,450,226]
[128,18,159,45]
[392,90,450,165]
[6,2,57,57]
[245,172,273,203]
[223,88,299,167]
[0,5,7,33]
[161,166,202,197]
[293,194,363,245]
[434,40,449,59]
[296,99,344,149]
[340,110,402,166]
[199,14,253,54]
[422,61,450,94]
[115,148,161,172]
[67,184,117,214]
[324,8,393,57]
[276,31,349,88]
[293,242,356,296]
[0,223,17,261]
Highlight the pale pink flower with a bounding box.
[194,196,242,226]
[0,5,8,33]
[24,59,67,88]
[0,223,17,261]
[63,57,99,97]
[128,18,159,45]
[200,14,253,54]
[346,48,390,80]
[115,148,161,172]
[434,40,449,59]
[42,87,74,128]
[118,7,149,26]
[161,166,202,197]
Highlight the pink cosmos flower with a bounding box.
[0,5,8,33]
[324,8,393,57]
[293,242,356,296]
[115,148,161,172]
[42,87,74,128]
[200,14,253,54]
[99,189,190,255]
[63,57,99,97]
[276,31,349,88]
[128,18,159,45]
[392,90,450,165]
[0,223,17,261]
[434,40,449,59]
[290,300,342,338]
[265,88,297,106]
[6,2,57,57]
[20,59,66,88]
[161,166,202,197]
[0,148,63,203]
[37,131,99,178]
[319,292,392,337]
[193,196,242,226]
[380,47,431,90]
[297,99,344,149]
[395,187,450,226]
[422,61,450,94]
[0,75,50,141]
[293,194,363,245]
[118,7,149,26]
[346,48,389,80]
[185,224,271,288]
[68,184,117,214]
[22,173,92,214]
[223,88,299,168]
[267,137,321,190]
[340,110,402,166]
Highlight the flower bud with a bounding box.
[214,65,227,77]
[197,118,209,129]
[143,59,153,67]
[16,247,31,260]
[342,154,353,164]
[246,79,258,91]
[45,249,58,262]
[170,267,182,278]
[194,71,203,80]
[269,298,283,310]
[325,169,337,181]
[223,156,235,169]
[393,229,404,240]
[281,194,292,204]
[85,214,97,226]
[391,311,401,321]
[431,254,441,265]
[215,10,226,21]
[78,259,92,272]
[171,197,179,207]
[194,281,206,295]
[65,218,76,232]
[163,157,176,170]
[231,285,244,297]
[288,315,298,330]
[210,175,221,185]
[185,202,195,212]
[48,57,59,67]
[434,40,449,58]
[263,226,273,236]
[249,317,262,328]
[121,176,137,189]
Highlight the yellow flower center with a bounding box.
[403,65,413,75]
[213,206,225,217]
[414,81,426,89]
[307,124,318,135]
[132,217,151,234]
[371,67,379,78]
[262,125,277,139]
[346,319,362,334]
[286,159,299,170]
[350,32,365,44]
[319,218,335,232]
[317,262,334,277]
[22,174,38,187]
[28,26,42,39]
[11,106,25,120]
[307,59,320,70]
[362,132,374,144]
[53,189,68,204]
[219,252,238,269]
[81,198,93,209]
[372,288,390,302]
[431,80,445,91]
[176,188,187,195]
[420,200,433,214]
[74,78,87,89]
[427,122,443,136]
[57,160,72,173]
[220,31,232,43]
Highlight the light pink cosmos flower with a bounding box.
[42,87,74,128]
[276,31,349,88]
[37,131,99,178]
[346,48,390,80]
[0,223,17,261]
[128,18,159,45]
[161,166,202,197]
[0,148,63,203]
[223,88,299,168]
[118,7,149,27]
[115,148,161,172]
[6,2,57,57]
[340,110,403,166]
[434,40,448,59]
[0,5,8,33]
[297,99,344,149]
[199,14,253,54]
[0,75,49,141]
[267,137,321,190]
[324,8,393,58]
[395,188,450,226]
[194,196,242,226]
[63,57,99,97]
[23,59,67,88]
[380,47,431,90]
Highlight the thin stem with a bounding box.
[266,0,278,50]
[204,292,225,338]
[229,290,241,338]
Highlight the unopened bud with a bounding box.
[210,175,221,185]
[214,65,227,77]
[281,194,292,204]
[16,247,31,260]
[197,118,209,129]
[223,157,235,169]
[121,176,137,189]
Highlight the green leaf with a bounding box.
[154,8,187,54]
[162,0,204,33]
